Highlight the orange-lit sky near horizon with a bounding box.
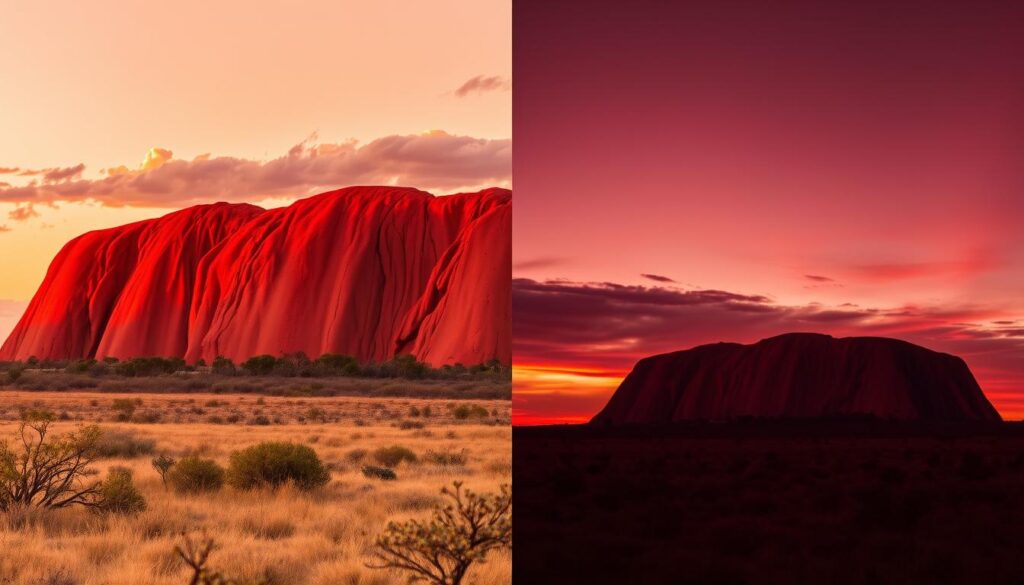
[0,0,510,336]
[512,0,1024,425]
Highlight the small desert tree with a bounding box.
[368,481,512,585]
[152,453,176,490]
[0,417,103,511]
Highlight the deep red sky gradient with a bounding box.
[513,0,1024,424]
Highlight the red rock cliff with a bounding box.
[591,333,1000,424]
[0,186,510,366]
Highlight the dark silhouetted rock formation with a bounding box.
[592,333,1000,424]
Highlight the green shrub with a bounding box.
[167,455,226,494]
[97,467,146,514]
[65,358,96,374]
[211,356,236,376]
[240,355,277,376]
[315,354,360,376]
[115,357,184,377]
[227,442,330,490]
[373,445,418,467]
[361,465,397,480]
[399,420,425,430]
[380,355,428,379]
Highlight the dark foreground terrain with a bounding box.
[515,420,1024,585]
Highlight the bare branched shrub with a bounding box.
[0,418,102,511]
[368,481,511,585]
[152,454,176,490]
[175,532,265,585]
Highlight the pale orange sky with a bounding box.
[0,0,511,335]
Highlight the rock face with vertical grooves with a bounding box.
[591,333,1000,424]
[0,186,510,366]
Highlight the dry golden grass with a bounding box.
[0,393,511,585]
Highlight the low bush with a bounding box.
[373,445,418,467]
[115,357,185,377]
[453,404,490,420]
[362,465,397,480]
[111,398,137,421]
[240,355,278,376]
[227,442,330,490]
[97,467,146,515]
[131,410,162,424]
[211,356,237,376]
[6,368,24,383]
[167,455,226,494]
[93,429,157,458]
[346,448,368,463]
[425,449,468,466]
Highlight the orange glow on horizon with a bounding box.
[512,363,626,426]
[514,361,1024,425]
[513,363,628,393]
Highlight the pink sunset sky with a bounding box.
[0,0,510,336]
[513,0,1024,423]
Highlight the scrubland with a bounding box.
[0,394,511,585]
